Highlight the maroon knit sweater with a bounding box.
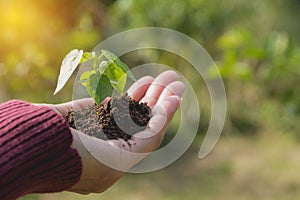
[0,100,82,200]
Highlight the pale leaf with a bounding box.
[54,49,83,95]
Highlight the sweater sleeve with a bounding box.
[0,100,82,200]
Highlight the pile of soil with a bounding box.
[66,93,152,141]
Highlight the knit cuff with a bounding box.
[0,100,82,200]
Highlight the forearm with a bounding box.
[0,100,82,200]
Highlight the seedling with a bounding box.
[54,49,151,140]
[54,49,135,103]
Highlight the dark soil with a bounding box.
[66,93,152,141]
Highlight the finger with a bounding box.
[109,111,168,154]
[157,81,185,104]
[34,98,95,117]
[158,95,181,121]
[133,113,167,140]
[53,98,95,117]
[101,97,111,105]
[130,95,181,153]
[130,114,167,153]
[132,99,171,140]
[140,70,179,108]
[52,96,112,117]
[127,76,154,101]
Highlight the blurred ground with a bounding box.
[20,131,300,200]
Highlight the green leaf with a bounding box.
[101,50,135,81]
[86,73,99,98]
[85,73,112,104]
[79,70,96,87]
[79,51,96,64]
[113,73,127,94]
[75,50,132,103]
[104,62,127,93]
[98,61,109,74]
[95,75,113,104]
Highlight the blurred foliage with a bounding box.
[107,0,300,138]
[0,0,104,103]
[0,0,299,135]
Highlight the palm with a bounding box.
[48,70,184,194]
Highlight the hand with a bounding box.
[47,70,185,194]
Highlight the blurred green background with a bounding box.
[1,0,300,199]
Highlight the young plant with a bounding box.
[54,49,135,103]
